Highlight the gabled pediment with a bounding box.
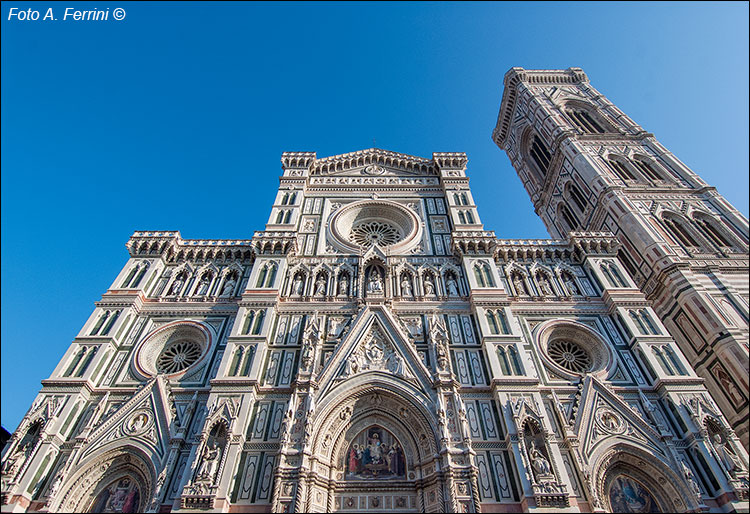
[311,148,436,177]
[316,305,434,401]
[80,377,174,464]
[573,376,665,459]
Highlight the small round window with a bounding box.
[547,340,592,373]
[156,340,203,374]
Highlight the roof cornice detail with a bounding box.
[312,148,436,175]
[492,67,588,149]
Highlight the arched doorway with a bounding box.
[594,444,699,513]
[52,447,154,513]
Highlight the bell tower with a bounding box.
[493,67,750,446]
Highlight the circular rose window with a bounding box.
[133,321,212,378]
[547,340,592,373]
[157,340,203,374]
[350,221,402,247]
[328,200,422,254]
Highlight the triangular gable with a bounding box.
[574,375,665,459]
[316,305,434,400]
[79,377,174,465]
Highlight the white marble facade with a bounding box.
[2,70,749,514]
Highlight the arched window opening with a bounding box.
[608,157,638,182]
[559,205,578,232]
[275,210,284,224]
[487,312,499,334]
[65,347,87,376]
[256,266,268,288]
[453,193,460,205]
[637,348,657,382]
[229,347,244,376]
[530,136,552,175]
[630,310,647,334]
[100,310,121,336]
[283,210,292,224]
[251,310,265,335]
[281,192,289,205]
[465,210,475,224]
[566,108,605,134]
[90,311,110,336]
[633,158,663,181]
[461,192,469,205]
[694,218,733,248]
[640,310,660,335]
[608,262,627,287]
[131,264,149,288]
[567,183,587,213]
[247,311,262,334]
[458,211,467,224]
[509,346,523,374]
[497,309,510,334]
[652,346,676,375]
[265,264,277,287]
[497,347,511,375]
[663,217,699,247]
[121,267,138,288]
[474,265,486,287]
[75,346,97,377]
[482,263,494,287]
[664,346,685,375]
[289,192,297,205]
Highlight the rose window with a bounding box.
[350,221,402,247]
[157,340,203,374]
[547,340,592,373]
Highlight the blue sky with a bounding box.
[2,2,748,432]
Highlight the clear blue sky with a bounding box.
[2,2,748,432]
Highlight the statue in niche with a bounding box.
[401,275,413,297]
[168,275,184,296]
[220,276,236,297]
[711,433,742,475]
[446,275,459,297]
[537,273,553,296]
[197,442,222,481]
[430,314,450,371]
[367,269,383,294]
[680,460,701,498]
[338,274,349,296]
[529,441,552,477]
[712,365,744,404]
[46,471,64,502]
[314,275,326,296]
[562,272,579,295]
[512,273,527,295]
[292,275,304,296]
[4,441,31,477]
[196,274,211,296]
[423,275,436,297]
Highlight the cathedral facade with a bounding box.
[1,68,748,514]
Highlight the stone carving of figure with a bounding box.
[537,274,553,296]
[169,275,184,296]
[423,275,436,297]
[512,274,526,296]
[386,351,406,378]
[5,442,31,477]
[314,275,326,297]
[367,270,383,294]
[713,367,744,405]
[681,460,701,498]
[401,276,413,297]
[196,274,210,296]
[300,336,315,372]
[46,471,64,501]
[197,442,222,481]
[446,275,459,297]
[712,433,742,475]
[130,413,148,432]
[220,276,236,297]
[562,273,579,296]
[529,442,551,477]
[338,275,349,296]
[292,275,304,296]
